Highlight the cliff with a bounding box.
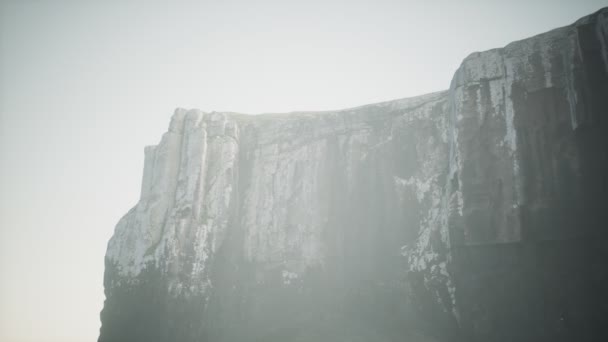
[99,8,608,342]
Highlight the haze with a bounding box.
[1,0,606,341]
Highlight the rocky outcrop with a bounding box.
[99,7,608,342]
[444,8,608,342]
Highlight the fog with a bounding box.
[1,1,606,341]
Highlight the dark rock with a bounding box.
[99,7,608,342]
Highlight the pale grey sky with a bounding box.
[1,0,606,341]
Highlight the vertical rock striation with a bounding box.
[444,7,608,342]
[99,7,608,342]
[101,92,455,342]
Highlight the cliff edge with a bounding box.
[99,8,608,342]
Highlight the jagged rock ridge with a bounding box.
[99,8,608,342]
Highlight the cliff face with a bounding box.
[99,8,608,342]
[446,9,608,341]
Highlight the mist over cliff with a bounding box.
[99,8,608,342]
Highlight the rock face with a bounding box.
[99,8,608,342]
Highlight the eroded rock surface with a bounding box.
[99,8,608,342]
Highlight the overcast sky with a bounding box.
[1,0,606,341]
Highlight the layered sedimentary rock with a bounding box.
[99,8,608,342]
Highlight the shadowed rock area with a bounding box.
[99,8,608,342]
